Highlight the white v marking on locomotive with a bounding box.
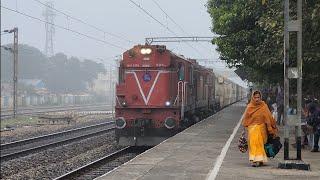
[146,71,161,103]
[127,71,161,105]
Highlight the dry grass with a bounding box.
[1,116,40,129]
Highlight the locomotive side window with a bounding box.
[118,66,125,83]
[207,75,211,84]
[203,76,206,100]
[178,63,185,81]
[189,66,194,85]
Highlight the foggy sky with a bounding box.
[1,0,246,86]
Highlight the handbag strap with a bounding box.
[241,127,246,137]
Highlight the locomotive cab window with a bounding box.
[178,63,185,81]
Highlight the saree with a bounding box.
[248,124,268,163]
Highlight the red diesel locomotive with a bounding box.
[115,44,245,146]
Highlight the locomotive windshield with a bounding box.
[178,63,185,81]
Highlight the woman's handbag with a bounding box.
[238,130,248,153]
[264,136,282,158]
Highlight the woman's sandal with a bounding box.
[251,162,261,167]
[251,162,258,167]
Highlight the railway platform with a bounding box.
[96,101,320,180]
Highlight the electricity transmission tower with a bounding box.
[42,1,56,57]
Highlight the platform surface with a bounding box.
[97,102,320,180]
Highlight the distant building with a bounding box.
[89,73,108,95]
[20,79,48,95]
[1,82,12,96]
[89,70,117,96]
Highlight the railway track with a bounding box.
[0,121,115,162]
[1,103,109,112]
[1,104,111,119]
[54,146,148,180]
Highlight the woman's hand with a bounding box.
[271,133,278,138]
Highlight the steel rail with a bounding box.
[1,103,110,112]
[0,124,115,162]
[54,146,137,180]
[1,121,114,150]
[1,105,111,119]
[1,110,111,119]
[1,105,110,115]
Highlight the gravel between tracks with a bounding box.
[0,114,113,144]
[0,131,123,180]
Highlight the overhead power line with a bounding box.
[151,1,215,54]
[33,0,134,44]
[151,0,187,35]
[128,0,203,56]
[129,0,207,57]
[1,5,125,50]
[149,1,205,56]
[128,0,177,36]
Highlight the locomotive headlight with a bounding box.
[164,117,176,129]
[115,117,126,129]
[165,101,171,106]
[121,101,127,107]
[140,48,152,55]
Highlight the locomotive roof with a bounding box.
[126,44,245,88]
[168,49,213,73]
[131,44,211,69]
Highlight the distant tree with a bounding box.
[81,59,105,82]
[1,46,13,81]
[19,44,49,79]
[44,53,69,93]
[1,44,48,81]
[1,44,106,94]
[44,53,105,93]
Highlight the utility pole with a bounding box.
[13,28,18,119]
[283,0,290,162]
[43,1,55,57]
[278,0,310,170]
[0,0,2,119]
[3,28,18,118]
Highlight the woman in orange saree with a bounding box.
[242,90,278,167]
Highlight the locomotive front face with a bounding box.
[115,45,181,146]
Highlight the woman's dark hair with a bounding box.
[253,91,261,98]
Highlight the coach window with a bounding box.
[178,63,185,81]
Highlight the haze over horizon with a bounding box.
[1,0,246,87]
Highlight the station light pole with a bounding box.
[278,0,310,170]
[3,27,18,118]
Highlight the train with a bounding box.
[115,44,246,146]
